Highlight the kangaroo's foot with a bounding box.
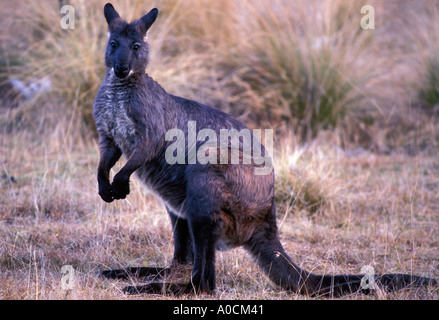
[123,280,213,296]
[123,282,188,295]
[101,266,170,280]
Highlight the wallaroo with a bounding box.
[93,3,436,296]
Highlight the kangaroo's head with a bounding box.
[103,3,158,79]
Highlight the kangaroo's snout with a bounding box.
[114,63,131,79]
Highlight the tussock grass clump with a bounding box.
[224,0,375,140]
[275,159,328,216]
[418,57,439,113]
[409,2,439,115]
[273,139,346,217]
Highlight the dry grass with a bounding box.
[1,0,438,300]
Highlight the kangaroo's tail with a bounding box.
[245,231,436,296]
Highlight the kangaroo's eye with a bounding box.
[110,40,117,48]
[132,43,140,51]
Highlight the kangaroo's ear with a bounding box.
[104,3,121,32]
[139,8,159,36]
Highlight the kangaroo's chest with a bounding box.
[100,87,137,156]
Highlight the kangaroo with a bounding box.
[94,3,436,296]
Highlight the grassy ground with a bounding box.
[0,0,438,300]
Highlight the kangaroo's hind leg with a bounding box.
[124,172,221,295]
[124,207,219,295]
[168,207,194,265]
[182,172,221,294]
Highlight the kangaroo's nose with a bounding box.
[114,64,130,78]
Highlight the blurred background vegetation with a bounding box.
[1,0,438,152]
